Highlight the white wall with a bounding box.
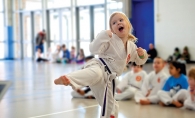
[154,0,195,60]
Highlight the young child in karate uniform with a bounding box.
[115,62,147,101]
[134,57,168,105]
[157,61,188,107]
[184,68,195,110]
[54,12,148,118]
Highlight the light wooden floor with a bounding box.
[0,60,195,118]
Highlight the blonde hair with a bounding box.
[188,67,195,79]
[109,12,137,42]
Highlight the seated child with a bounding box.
[70,46,76,63]
[184,68,195,110]
[51,44,62,63]
[115,62,147,101]
[76,49,85,64]
[61,44,71,63]
[168,67,195,109]
[157,61,188,107]
[134,57,168,105]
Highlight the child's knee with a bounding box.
[157,90,164,97]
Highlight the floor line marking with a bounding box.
[28,104,98,118]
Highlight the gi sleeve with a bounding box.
[89,30,111,54]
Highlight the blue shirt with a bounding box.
[63,50,70,59]
[162,74,188,92]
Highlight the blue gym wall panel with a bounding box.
[131,0,154,51]
[7,26,14,59]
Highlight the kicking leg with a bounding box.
[54,75,70,85]
[54,63,103,89]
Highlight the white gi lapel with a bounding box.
[112,34,126,59]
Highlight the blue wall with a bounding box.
[131,0,154,51]
[6,26,14,59]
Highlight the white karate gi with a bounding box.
[172,89,195,110]
[115,70,147,100]
[65,30,147,118]
[134,70,168,104]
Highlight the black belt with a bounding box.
[99,58,115,116]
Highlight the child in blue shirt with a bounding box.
[61,44,71,63]
[157,61,188,107]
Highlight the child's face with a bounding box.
[132,66,141,73]
[110,14,129,39]
[57,45,60,50]
[169,64,180,76]
[63,47,66,50]
[188,77,195,90]
[153,58,164,73]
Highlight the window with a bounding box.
[48,0,71,8]
[19,0,42,10]
[77,0,104,6]
[0,0,5,59]
[0,13,4,41]
[0,0,3,11]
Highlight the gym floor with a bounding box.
[0,60,194,118]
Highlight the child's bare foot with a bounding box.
[140,99,151,105]
[77,89,85,96]
[159,101,165,106]
[85,96,95,99]
[172,100,183,108]
[54,75,70,85]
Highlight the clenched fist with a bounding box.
[137,47,145,58]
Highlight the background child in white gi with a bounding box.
[158,61,188,107]
[115,62,147,101]
[134,57,168,105]
[184,68,195,110]
[54,12,148,118]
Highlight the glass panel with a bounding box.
[106,1,123,29]
[34,12,43,36]
[50,11,60,41]
[50,42,61,53]
[77,0,104,6]
[68,41,76,52]
[21,0,42,10]
[0,0,3,11]
[14,43,21,59]
[0,13,4,41]
[23,14,32,58]
[79,8,90,41]
[48,0,71,8]
[13,0,19,11]
[80,42,90,56]
[61,10,71,42]
[23,14,31,41]
[23,43,32,58]
[94,7,105,37]
[13,13,20,41]
[0,43,5,59]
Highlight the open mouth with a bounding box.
[118,26,124,32]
